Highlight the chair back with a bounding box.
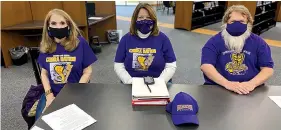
[29,47,42,85]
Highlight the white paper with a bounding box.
[42,104,96,130]
[132,78,169,98]
[269,96,281,109]
[88,17,103,20]
[31,126,45,130]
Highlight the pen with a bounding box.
[146,84,152,93]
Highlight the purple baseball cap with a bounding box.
[166,92,199,125]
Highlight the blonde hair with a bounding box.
[130,3,159,36]
[222,5,254,25]
[40,9,81,53]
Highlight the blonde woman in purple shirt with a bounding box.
[36,9,97,119]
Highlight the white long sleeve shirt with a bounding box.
[114,61,177,84]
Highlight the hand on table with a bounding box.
[223,81,249,95]
[239,81,257,92]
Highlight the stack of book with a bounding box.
[132,78,170,106]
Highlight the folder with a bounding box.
[132,78,170,106]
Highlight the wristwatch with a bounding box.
[45,89,53,96]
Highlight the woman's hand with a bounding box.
[79,65,92,83]
[46,93,55,108]
[223,81,249,95]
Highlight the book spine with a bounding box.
[132,99,170,102]
[132,103,168,106]
[131,99,170,106]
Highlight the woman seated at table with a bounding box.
[36,9,97,119]
[114,3,177,84]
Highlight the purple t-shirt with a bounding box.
[38,36,97,96]
[115,32,176,77]
[201,32,274,85]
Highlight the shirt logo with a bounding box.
[177,105,193,111]
[50,63,73,84]
[130,48,156,71]
[225,53,248,75]
[47,55,76,84]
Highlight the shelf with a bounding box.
[193,1,225,4]
[193,1,204,3]
[192,12,222,21]
[193,5,224,11]
[258,24,276,35]
[257,2,276,7]
[254,17,275,27]
[204,19,222,26]
[191,19,221,30]
[88,14,115,26]
[255,9,276,17]
[1,21,86,31]
[21,34,42,37]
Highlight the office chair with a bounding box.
[89,36,102,54]
[85,2,102,54]
[156,1,164,11]
[21,47,42,130]
[1,50,5,67]
[163,1,175,14]
[86,2,96,17]
[29,47,42,85]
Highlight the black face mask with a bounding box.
[48,26,70,39]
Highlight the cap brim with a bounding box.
[172,114,199,126]
[166,102,172,114]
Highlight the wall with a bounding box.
[1,1,33,28]
[30,1,63,21]
[94,1,116,15]
[139,1,157,6]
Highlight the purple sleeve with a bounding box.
[80,37,97,69]
[37,53,47,70]
[257,38,274,68]
[201,37,218,66]
[162,35,176,63]
[114,35,126,63]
